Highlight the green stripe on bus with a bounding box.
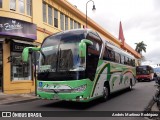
[91,62,110,97]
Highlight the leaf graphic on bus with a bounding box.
[123,76,129,84]
[111,76,118,89]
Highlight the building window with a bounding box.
[42,2,47,23]
[65,16,68,30]
[19,0,24,13]
[11,52,32,80]
[48,5,52,25]
[54,9,58,28]
[0,0,2,8]
[26,0,32,16]
[70,19,73,29]
[78,23,81,28]
[60,13,64,30]
[74,21,78,29]
[10,0,16,11]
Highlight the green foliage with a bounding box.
[135,41,147,53]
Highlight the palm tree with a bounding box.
[135,41,147,54]
[135,41,147,65]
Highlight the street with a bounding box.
[0,81,157,120]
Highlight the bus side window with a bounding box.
[124,57,128,65]
[133,59,135,66]
[127,58,130,66]
[128,58,131,66]
[115,52,121,63]
[121,55,125,64]
[103,47,109,60]
[103,47,115,61]
[109,50,115,62]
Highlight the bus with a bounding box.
[136,65,154,82]
[22,29,136,102]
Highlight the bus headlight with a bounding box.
[72,84,87,92]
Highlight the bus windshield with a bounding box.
[39,32,85,73]
[136,66,153,75]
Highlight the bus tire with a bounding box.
[101,86,110,102]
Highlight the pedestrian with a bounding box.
[154,72,158,83]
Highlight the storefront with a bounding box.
[0,17,38,94]
[0,43,3,92]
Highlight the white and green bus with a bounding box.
[22,29,136,102]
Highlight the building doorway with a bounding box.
[0,44,3,92]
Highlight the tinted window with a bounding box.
[115,52,120,63]
[26,0,32,16]
[70,19,73,29]
[130,59,135,66]
[74,21,77,29]
[19,0,24,13]
[103,46,115,62]
[121,55,125,64]
[65,16,68,30]
[48,5,53,25]
[60,13,64,30]
[78,23,81,28]
[136,66,153,75]
[43,2,47,22]
[124,57,128,65]
[54,9,58,28]
[86,32,102,81]
[10,0,16,11]
[86,32,102,53]
[0,0,2,8]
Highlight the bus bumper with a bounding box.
[36,79,94,102]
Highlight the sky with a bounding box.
[67,0,160,65]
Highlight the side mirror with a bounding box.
[22,47,40,62]
[79,39,93,57]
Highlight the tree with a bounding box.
[135,41,147,65]
[135,41,147,54]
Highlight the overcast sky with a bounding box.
[68,0,160,65]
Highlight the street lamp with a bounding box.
[86,0,96,28]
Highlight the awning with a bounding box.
[12,39,41,46]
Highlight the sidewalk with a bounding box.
[0,92,38,105]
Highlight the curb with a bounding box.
[0,97,38,105]
[5,98,38,105]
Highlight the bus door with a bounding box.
[86,32,102,81]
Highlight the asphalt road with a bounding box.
[0,81,157,120]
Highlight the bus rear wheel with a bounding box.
[101,86,110,102]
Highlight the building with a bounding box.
[0,0,141,94]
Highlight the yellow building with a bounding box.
[0,0,140,94]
